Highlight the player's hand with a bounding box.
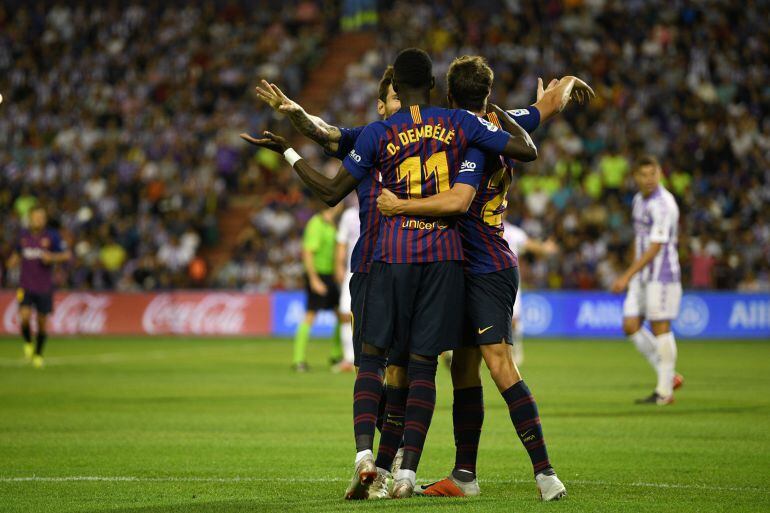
[536,77,560,102]
[254,80,301,115]
[310,276,328,295]
[611,275,630,294]
[542,238,559,256]
[376,189,401,217]
[40,251,53,265]
[562,76,596,105]
[240,131,290,154]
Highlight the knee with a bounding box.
[623,318,641,336]
[451,360,481,389]
[650,321,671,336]
[304,312,316,324]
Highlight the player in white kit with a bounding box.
[502,221,558,366]
[611,156,684,405]
[334,203,360,372]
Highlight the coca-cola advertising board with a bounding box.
[0,292,271,336]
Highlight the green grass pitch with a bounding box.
[1,336,768,512]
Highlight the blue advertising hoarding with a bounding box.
[271,290,769,339]
[271,291,337,337]
[519,291,770,339]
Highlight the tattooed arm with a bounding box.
[254,80,343,153]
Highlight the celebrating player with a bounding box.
[612,156,684,405]
[246,67,410,496]
[6,206,71,368]
[376,56,593,500]
[243,47,540,499]
[293,204,344,372]
[502,220,559,366]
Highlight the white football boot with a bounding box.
[344,453,377,500]
[536,472,567,501]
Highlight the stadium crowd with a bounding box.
[0,1,333,291]
[2,0,768,292]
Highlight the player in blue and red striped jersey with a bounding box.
[242,48,539,499]
[376,56,594,501]
[6,206,71,368]
[246,68,411,495]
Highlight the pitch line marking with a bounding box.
[0,476,766,494]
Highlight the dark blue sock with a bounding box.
[401,358,438,472]
[353,353,387,452]
[502,380,551,475]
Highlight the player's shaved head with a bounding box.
[447,55,494,112]
[392,48,433,91]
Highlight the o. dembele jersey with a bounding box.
[632,185,681,284]
[458,107,541,274]
[327,126,380,273]
[343,105,510,264]
[17,228,64,294]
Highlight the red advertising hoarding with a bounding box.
[0,291,271,336]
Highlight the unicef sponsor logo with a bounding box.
[673,295,709,336]
[521,294,552,335]
[348,149,362,163]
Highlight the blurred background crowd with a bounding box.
[1,0,768,292]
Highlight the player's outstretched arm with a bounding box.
[377,184,478,217]
[611,243,662,293]
[524,237,559,257]
[489,105,538,162]
[241,131,358,206]
[531,76,595,123]
[254,80,343,153]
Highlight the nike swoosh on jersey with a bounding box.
[478,325,494,334]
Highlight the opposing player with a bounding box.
[293,204,344,372]
[334,201,359,372]
[502,220,558,366]
[6,206,71,368]
[376,56,593,500]
[612,156,683,405]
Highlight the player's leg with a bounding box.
[324,275,343,365]
[480,342,566,500]
[347,343,389,499]
[646,283,683,404]
[415,346,484,498]
[623,279,660,372]
[31,293,53,368]
[370,361,408,499]
[393,261,464,498]
[511,287,524,366]
[393,352,439,498]
[337,272,355,371]
[346,263,396,500]
[33,313,48,368]
[18,300,34,360]
[292,309,315,371]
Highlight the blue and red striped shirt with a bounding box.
[458,107,541,274]
[327,126,380,273]
[343,105,510,264]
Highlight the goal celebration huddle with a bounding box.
[242,47,600,500]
